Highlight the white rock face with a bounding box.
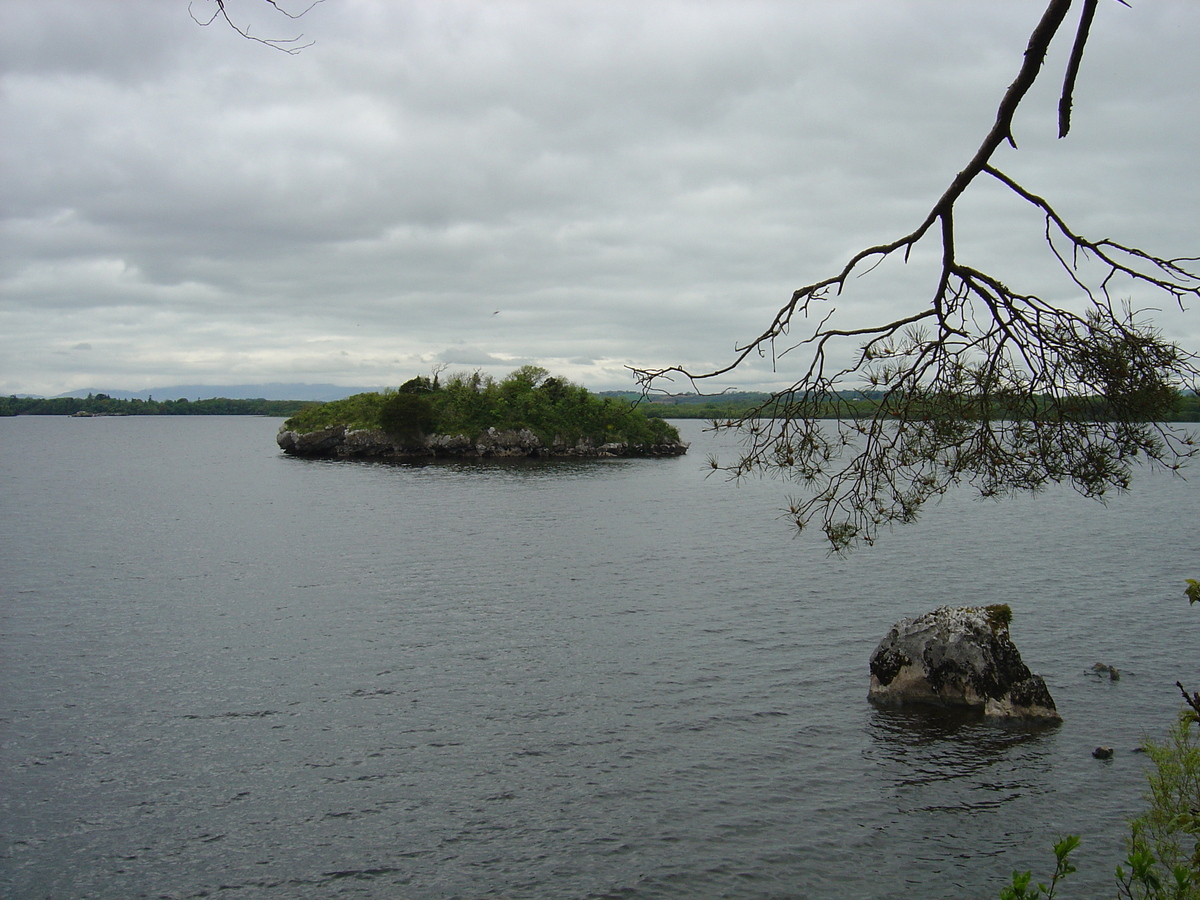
[869,606,1060,720]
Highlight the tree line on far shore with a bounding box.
[7,388,1197,423]
[0,394,312,418]
[625,390,1200,422]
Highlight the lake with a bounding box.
[1,415,1197,899]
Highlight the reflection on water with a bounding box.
[868,702,1060,754]
[866,704,1059,810]
[290,451,654,482]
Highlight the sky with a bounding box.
[2,0,1198,397]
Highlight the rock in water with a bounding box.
[869,606,1060,721]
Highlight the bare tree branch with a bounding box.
[632,0,1199,552]
[1058,0,1098,138]
[189,0,324,54]
[1178,681,1200,721]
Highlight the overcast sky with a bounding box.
[2,0,1197,397]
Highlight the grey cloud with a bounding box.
[0,0,197,83]
[1,1,1197,396]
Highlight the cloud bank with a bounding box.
[2,0,1197,395]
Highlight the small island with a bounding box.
[277,366,688,460]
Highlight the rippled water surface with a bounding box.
[2,416,1198,899]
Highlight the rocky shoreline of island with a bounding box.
[277,423,688,460]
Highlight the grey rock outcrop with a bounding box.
[869,606,1060,720]
[276,425,688,460]
[277,425,348,456]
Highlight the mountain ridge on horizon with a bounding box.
[45,383,383,402]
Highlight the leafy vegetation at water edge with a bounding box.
[999,581,1200,900]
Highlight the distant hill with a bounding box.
[52,383,383,402]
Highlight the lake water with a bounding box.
[1,415,1197,899]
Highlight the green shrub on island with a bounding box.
[282,366,681,448]
[378,392,436,443]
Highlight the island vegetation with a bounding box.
[278,366,683,458]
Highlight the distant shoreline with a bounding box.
[1,395,312,418]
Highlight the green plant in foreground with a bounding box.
[1108,582,1200,900]
[1000,582,1200,899]
[1117,711,1200,900]
[1117,846,1195,900]
[999,835,1080,900]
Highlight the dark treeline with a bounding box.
[1,394,313,418]
[631,391,1200,422]
[7,390,1198,423]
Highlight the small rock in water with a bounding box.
[1092,746,1114,759]
[867,605,1060,720]
[1091,662,1120,681]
